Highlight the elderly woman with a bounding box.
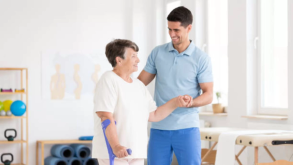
[92,39,192,165]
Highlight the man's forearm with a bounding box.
[191,92,213,107]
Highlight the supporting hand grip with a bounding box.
[126,149,132,155]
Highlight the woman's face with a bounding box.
[119,48,140,73]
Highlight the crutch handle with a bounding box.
[126,149,132,155]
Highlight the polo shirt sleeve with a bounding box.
[197,55,213,83]
[143,86,157,113]
[93,74,117,113]
[144,49,157,74]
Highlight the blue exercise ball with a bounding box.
[10,100,26,116]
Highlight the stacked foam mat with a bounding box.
[45,144,98,165]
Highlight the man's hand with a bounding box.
[113,144,129,158]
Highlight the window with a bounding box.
[257,0,288,115]
[206,0,228,107]
[165,0,181,42]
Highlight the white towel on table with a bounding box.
[215,130,292,165]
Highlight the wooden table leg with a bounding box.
[202,142,218,163]
[264,146,276,162]
[255,147,258,165]
[41,142,44,165]
[235,155,242,165]
[235,146,246,165]
[36,142,39,165]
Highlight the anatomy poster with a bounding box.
[41,51,112,100]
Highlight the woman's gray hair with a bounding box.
[105,39,139,67]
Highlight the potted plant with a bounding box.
[212,92,224,113]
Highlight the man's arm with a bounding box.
[138,70,156,86]
[190,82,213,107]
[96,112,128,158]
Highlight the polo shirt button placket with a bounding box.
[174,56,178,65]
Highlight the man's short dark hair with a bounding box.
[167,6,193,27]
[105,39,139,67]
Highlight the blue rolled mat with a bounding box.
[70,144,91,160]
[82,158,98,165]
[51,145,74,160]
[68,157,82,165]
[78,136,93,141]
[45,156,68,165]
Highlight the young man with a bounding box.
[138,6,213,165]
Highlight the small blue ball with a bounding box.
[10,100,26,116]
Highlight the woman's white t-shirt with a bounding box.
[92,71,157,159]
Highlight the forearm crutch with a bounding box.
[101,119,132,165]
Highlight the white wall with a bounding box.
[288,0,293,125]
[0,0,159,164]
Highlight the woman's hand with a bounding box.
[183,95,193,107]
[113,144,129,158]
[176,95,193,107]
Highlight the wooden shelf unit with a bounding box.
[36,140,92,165]
[0,68,28,165]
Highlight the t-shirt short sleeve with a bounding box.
[93,74,117,113]
[197,55,213,83]
[144,49,157,74]
[143,85,157,113]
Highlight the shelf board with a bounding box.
[0,140,27,144]
[0,116,26,119]
[199,112,228,116]
[0,92,26,95]
[37,140,92,144]
[242,115,288,120]
[0,68,27,70]
[0,164,25,165]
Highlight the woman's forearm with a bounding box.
[96,112,129,158]
[148,98,178,122]
[96,112,120,149]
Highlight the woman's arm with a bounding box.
[148,95,191,122]
[96,112,129,158]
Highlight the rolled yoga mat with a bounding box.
[78,136,93,141]
[45,156,68,165]
[70,144,91,160]
[51,145,74,160]
[82,158,98,165]
[68,157,82,165]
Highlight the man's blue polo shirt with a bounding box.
[144,41,213,130]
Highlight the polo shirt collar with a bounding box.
[168,40,195,56]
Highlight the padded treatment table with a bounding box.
[200,127,293,165]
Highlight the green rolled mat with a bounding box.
[68,157,82,165]
[82,158,98,165]
[70,144,91,160]
[51,145,74,160]
[45,156,68,165]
